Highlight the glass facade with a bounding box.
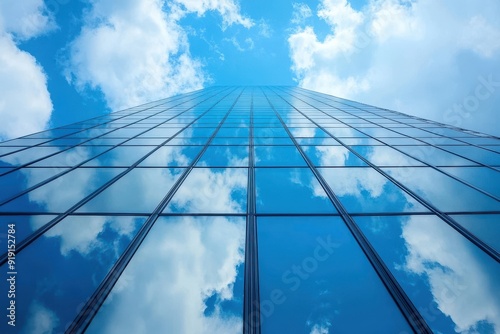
[0,86,499,334]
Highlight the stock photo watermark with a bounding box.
[246,234,341,328]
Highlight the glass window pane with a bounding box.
[0,215,56,244]
[384,167,500,212]
[254,137,293,145]
[303,145,366,166]
[83,146,154,167]
[439,166,500,198]
[85,216,245,334]
[0,167,68,203]
[0,216,146,334]
[197,146,248,167]
[0,168,125,213]
[78,168,184,213]
[255,146,307,166]
[394,145,478,166]
[356,215,500,334]
[257,216,412,333]
[439,145,500,166]
[139,146,202,167]
[164,168,247,214]
[450,214,500,253]
[255,168,337,214]
[320,167,427,213]
[351,145,424,166]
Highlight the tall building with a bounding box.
[0,86,499,334]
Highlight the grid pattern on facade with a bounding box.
[0,86,499,334]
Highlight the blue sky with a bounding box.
[1,0,499,141]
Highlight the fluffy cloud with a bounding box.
[402,215,500,333]
[0,0,54,140]
[288,0,500,136]
[65,0,252,111]
[86,216,245,334]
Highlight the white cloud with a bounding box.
[172,0,253,29]
[65,0,252,111]
[291,3,313,25]
[0,0,54,141]
[288,0,500,136]
[86,216,245,334]
[22,301,60,334]
[401,215,500,333]
[0,0,56,41]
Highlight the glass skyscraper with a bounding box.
[0,86,499,334]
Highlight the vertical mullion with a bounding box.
[0,87,235,265]
[261,87,432,334]
[244,88,261,333]
[66,87,245,334]
[274,87,500,263]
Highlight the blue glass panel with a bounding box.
[211,137,249,145]
[439,167,500,198]
[0,147,23,156]
[197,146,248,167]
[254,127,288,137]
[139,127,186,138]
[123,138,166,145]
[377,137,424,145]
[164,168,247,214]
[0,216,146,334]
[255,146,306,166]
[139,146,202,167]
[384,167,500,212]
[257,216,412,333]
[296,138,339,145]
[319,167,428,213]
[394,145,478,166]
[0,168,125,213]
[439,145,500,166]
[255,168,337,214]
[356,215,500,334]
[0,147,60,166]
[78,168,184,213]
[254,137,293,145]
[216,127,249,137]
[30,145,111,167]
[83,146,154,167]
[0,167,69,203]
[324,127,367,137]
[340,138,382,145]
[351,145,423,166]
[450,214,500,253]
[86,216,245,334]
[0,215,56,245]
[303,145,366,167]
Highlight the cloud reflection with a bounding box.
[401,216,500,333]
[86,216,245,333]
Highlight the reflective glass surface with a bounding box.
[86,216,245,334]
[0,216,146,334]
[257,216,412,333]
[255,168,337,214]
[1,86,498,333]
[165,168,247,214]
[320,167,428,213]
[356,215,500,334]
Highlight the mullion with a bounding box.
[0,87,204,159]
[0,88,228,207]
[262,87,433,334]
[278,88,500,201]
[243,88,261,334]
[0,87,235,265]
[272,87,500,263]
[65,87,245,334]
[0,88,211,177]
